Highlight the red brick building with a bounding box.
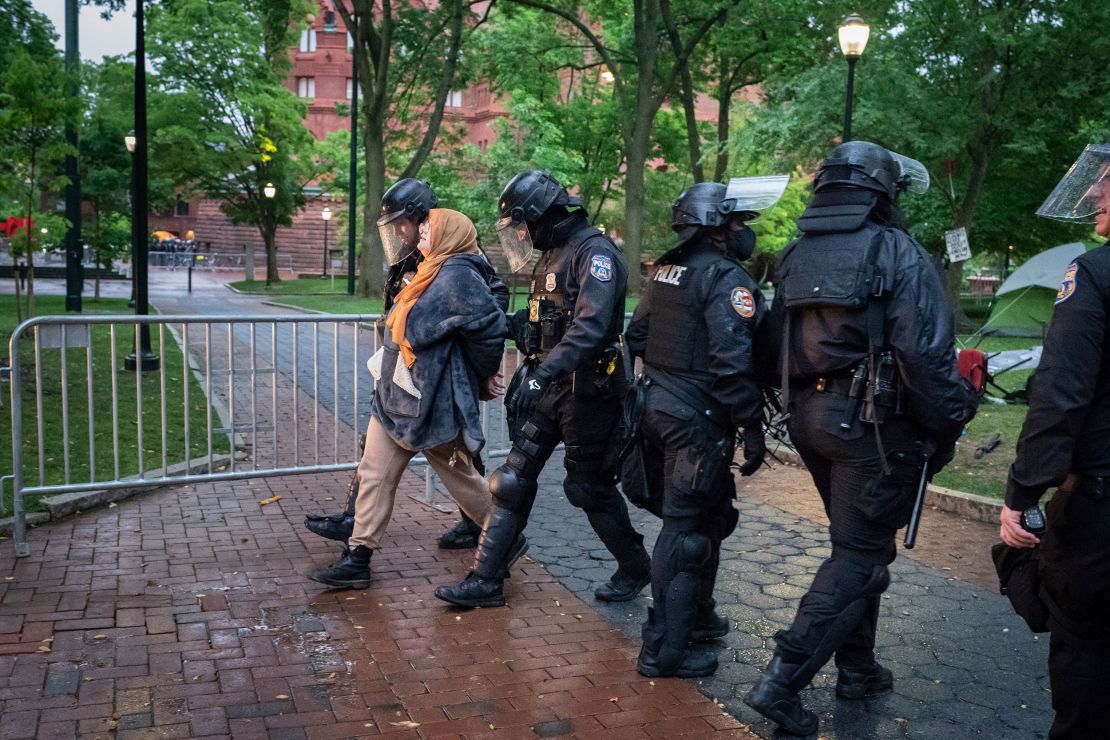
[155,2,724,276]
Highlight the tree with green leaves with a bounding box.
[0,1,78,322]
[147,0,322,284]
[336,0,487,298]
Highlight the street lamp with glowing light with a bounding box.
[321,206,332,277]
[837,14,870,141]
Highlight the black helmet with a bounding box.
[497,170,579,227]
[813,141,903,199]
[672,182,748,247]
[380,178,438,223]
[377,178,438,265]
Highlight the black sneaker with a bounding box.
[836,663,893,699]
[304,512,354,541]
[434,573,506,608]
[438,516,482,550]
[691,609,730,642]
[595,559,651,602]
[636,644,718,678]
[309,545,373,589]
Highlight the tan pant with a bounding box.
[349,416,492,550]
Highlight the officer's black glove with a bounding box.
[513,367,550,420]
[509,308,530,346]
[927,435,958,479]
[738,424,766,476]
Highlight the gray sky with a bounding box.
[35,0,135,61]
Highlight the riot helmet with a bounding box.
[814,141,930,200]
[671,175,789,258]
[377,178,439,265]
[1036,144,1110,224]
[495,170,581,271]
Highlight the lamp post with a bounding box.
[125,0,158,372]
[321,206,332,277]
[838,14,870,142]
[347,11,359,296]
[64,0,83,312]
[263,182,275,289]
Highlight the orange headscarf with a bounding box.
[386,208,479,367]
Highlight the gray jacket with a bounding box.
[372,253,507,455]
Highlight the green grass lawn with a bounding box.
[1,296,226,514]
[268,294,386,314]
[230,276,351,295]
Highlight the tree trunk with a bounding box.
[713,58,732,182]
[622,129,651,296]
[95,255,101,300]
[358,105,386,299]
[677,67,704,181]
[13,254,23,325]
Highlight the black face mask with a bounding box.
[725,225,756,262]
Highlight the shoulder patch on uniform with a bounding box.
[1056,262,1078,304]
[589,254,613,282]
[731,287,755,318]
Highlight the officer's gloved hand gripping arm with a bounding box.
[535,242,626,383]
[706,268,765,475]
[885,233,978,472]
[624,293,651,359]
[1007,259,1107,513]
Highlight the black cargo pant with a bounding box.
[639,385,737,656]
[1040,483,1110,739]
[474,376,649,579]
[774,386,923,687]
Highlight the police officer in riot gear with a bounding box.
[624,178,782,677]
[435,170,651,608]
[1002,143,1110,739]
[304,178,500,550]
[744,142,978,735]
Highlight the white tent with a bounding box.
[996,242,1086,295]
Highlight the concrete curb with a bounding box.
[0,454,236,536]
[767,442,1002,525]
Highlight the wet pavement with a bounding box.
[1,273,1055,738]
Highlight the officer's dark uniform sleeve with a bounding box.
[537,240,626,380]
[707,266,764,428]
[1007,259,1107,510]
[483,262,510,314]
[886,232,975,439]
[624,285,651,358]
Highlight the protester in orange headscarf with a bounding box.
[310,209,518,589]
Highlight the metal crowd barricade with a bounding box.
[4,312,528,558]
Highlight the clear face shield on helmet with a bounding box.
[1036,144,1110,223]
[724,174,790,221]
[889,152,931,195]
[494,214,535,273]
[376,210,420,266]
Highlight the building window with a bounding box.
[299,29,316,53]
[446,90,463,108]
[297,77,316,98]
[175,199,190,217]
[346,78,353,100]
[323,10,336,32]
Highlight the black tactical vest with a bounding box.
[643,247,722,376]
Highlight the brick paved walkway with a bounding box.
[0,466,754,739]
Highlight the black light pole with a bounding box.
[263,181,276,290]
[321,206,332,277]
[126,0,158,372]
[346,13,358,296]
[64,0,83,312]
[838,14,870,142]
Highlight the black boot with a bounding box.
[438,512,482,550]
[309,545,373,589]
[595,554,651,602]
[836,662,893,699]
[434,572,505,608]
[744,655,818,736]
[636,607,718,678]
[691,598,730,642]
[304,512,354,541]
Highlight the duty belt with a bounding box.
[1074,475,1109,500]
[813,375,855,396]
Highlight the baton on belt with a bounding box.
[903,451,930,550]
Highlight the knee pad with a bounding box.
[674,530,712,575]
[564,473,611,510]
[489,467,537,514]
